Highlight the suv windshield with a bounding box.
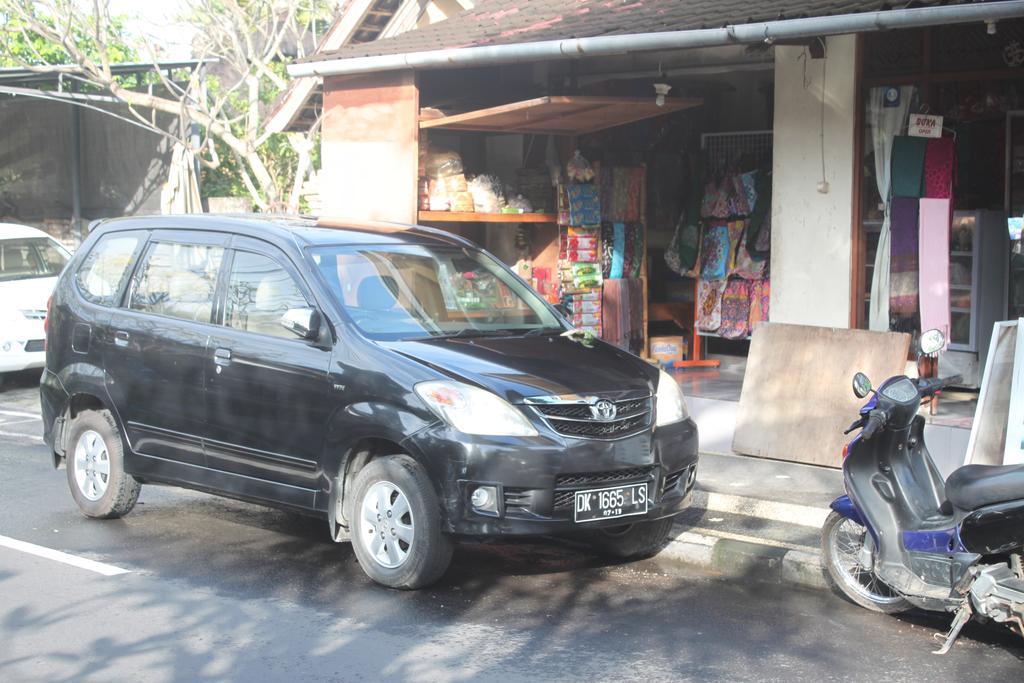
[311,244,562,341]
[0,237,69,282]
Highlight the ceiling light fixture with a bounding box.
[653,82,672,107]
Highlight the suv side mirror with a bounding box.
[852,372,872,399]
[280,307,321,340]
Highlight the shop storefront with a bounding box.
[409,62,775,367]
[286,1,1024,465]
[854,20,1024,387]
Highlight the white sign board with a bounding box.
[908,113,944,139]
[965,319,1024,466]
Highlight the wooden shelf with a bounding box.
[418,211,556,223]
[419,95,701,136]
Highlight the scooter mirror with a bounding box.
[852,372,872,399]
[919,328,945,355]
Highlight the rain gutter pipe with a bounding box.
[288,1,1024,78]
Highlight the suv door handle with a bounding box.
[114,330,130,347]
[213,348,232,366]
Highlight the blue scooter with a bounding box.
[822,330,1024,653]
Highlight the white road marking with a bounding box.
[701,491,830,528]
[0,535,129,576]
[0,409,41,419]
[0,430,44,442]
[0,417,41,426]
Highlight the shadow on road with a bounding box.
[0,369,42,394]
[1,477,1021,681]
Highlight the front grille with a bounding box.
[530,396,652,440]
[552,466,656,510]
[536,398,649,421]
[23,340,44,353]
[552,414,648,438]
[20,309,46,320]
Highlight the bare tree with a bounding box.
[0,0,330,212]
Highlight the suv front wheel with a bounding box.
[350,454,452,589]
[65,409,141,519]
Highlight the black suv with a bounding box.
[41,215,699,588]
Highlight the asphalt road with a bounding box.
[0,370,1021,682]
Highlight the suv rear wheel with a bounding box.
[350,454,452,589]
[66,409,141,519]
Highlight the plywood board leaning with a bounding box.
[733,323,911,468]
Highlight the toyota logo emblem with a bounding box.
[591,400,617,421]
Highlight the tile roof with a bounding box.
[298,0,983,63]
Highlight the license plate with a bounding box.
[574,482,649,523]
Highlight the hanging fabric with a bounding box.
[609,222,626,279]
[601,278,629,351]
[919,198,952,347]
[725,221,746,274]
[731,229,766,280]
[729,174,751,217]
[600,222,614,278]
[890,135,928,198]
[702,178,730,219]
[889,196,920,331]
[626,168,644,222]
[697,280,727,332]
[748,279,770,332]
[923,137,956,199]
[719,279,752,340]
[628,222,644,279]
[601,278,644,353]
[868,85,915,331]
[739,171,758,213]
[746,171,772,260]
[700,224,730,280]
[665,212,701,276]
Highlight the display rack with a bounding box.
[675,130,773,368]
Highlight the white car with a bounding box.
[0,223,71,376]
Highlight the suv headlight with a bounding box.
[415,381,538,437]
[655,368,688,427]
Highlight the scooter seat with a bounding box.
[945,464,1024,511]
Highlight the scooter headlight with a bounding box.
[655,368,688,427]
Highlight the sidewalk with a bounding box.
[655,451,842,592]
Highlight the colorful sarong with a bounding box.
[889,196,920,331]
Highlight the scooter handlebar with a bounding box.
[861,410,886,441]
[916,375,962,397]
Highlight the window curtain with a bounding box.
[868,86,915,331]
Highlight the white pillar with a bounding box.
[770,35,858,328]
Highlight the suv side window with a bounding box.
[224,250,308,338]
[130,241,224,323]
[75,233,143,305]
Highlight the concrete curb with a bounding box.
[656,528,829,593]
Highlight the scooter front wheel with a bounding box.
[821,511,911,614]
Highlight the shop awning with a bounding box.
[419,95,701,136]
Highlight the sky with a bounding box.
[108,0,198,61]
